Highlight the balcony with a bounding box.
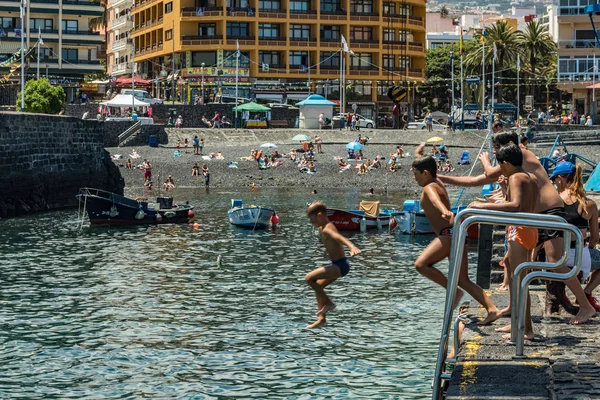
[258,36,287,46]
[351,39,379,49]
[258,8,286,18]
[258,64,286,71]
[349,12,379,21]
[226,37,255,45]
[320,9,347,20]
[227,7,256,16]
[62,0,101,4]
[558,7,588,16]
[407,15,424,27]
[320,64,340,70]
[407,68,424,79]
[558,72,600,82]
[181,35,223,46]
[349,65,380,76]
[181,6,224,17]
[112,37,130,51]
[289,37,316,45]
[557,39,597,50]
[112,0,132,6]
[113,63,132,76]
[289,9,317,19]
[112,14,133,30]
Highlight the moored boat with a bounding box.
[228,199,277,228]
[76,188,194,225]
[395,200,478,238]
[326,201,401,231]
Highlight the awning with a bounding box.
[287,93,310,100]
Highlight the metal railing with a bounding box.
[431,209,582,400]
[118,122,141,147]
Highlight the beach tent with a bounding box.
[295,94,336,129]
[232,102,271,112]
[100,94,150,107]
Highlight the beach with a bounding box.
[107,128,600,192]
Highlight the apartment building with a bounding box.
[115,0,426,114]
[0,0,104,80]
[556,0,599,116]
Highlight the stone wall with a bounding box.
[0,112,124,218]
[537,124,599,133]
[66,103,100,119]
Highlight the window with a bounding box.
[398,4,410,16]
[350,52,372,68]
[259,0,280,10]
[289,51,308,66]
[198,23,216,36]
[350,0,372,13]
[290,24,310,40]
[30,19,53,30]
[383,29,394,41]
[36,48,52,59]
[63,48,78,61]
[350,27,372,41]
[226,0,248,8]
[62,20,78,32]
[398,55,410,69]
[0,17,16,29]
[290,0,309,12]
[226,22,249,37]
[259,23,280,38]
[259,51,280,65]
[383,54,394,68]
[321,25,340,40]
[320,51,340,68]
[165,29,172,41]
[191,51,216,67]
[382,2,395,14]
[165,2,172,13]
[321,0,341,12]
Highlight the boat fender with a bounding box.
[135,210,146,220]
[188,209,195,218]
[360,216,367,232]
[156,213,163,222]
[271,212,280,226]
[109,205,118,217]
[389,217,398,233]
[164,211,176,218]
[376,218,382,230]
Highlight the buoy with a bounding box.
[271,212,280,226]
[135,210,146,220]
[389,217,398,233]
[193,222,199,229]
[188,209,195,218]
[109,205,118,217]
[156,213,163,222]
[360,216,367,232]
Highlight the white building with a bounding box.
[427,32,474,49]
[539,4,558,40]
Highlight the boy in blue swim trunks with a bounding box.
[306,201,361,329]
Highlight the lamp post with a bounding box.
[201,62,205,104]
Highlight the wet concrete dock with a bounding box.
[445,286,600,400]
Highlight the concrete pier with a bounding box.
[445,287,600,399]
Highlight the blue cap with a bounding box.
[550,162,576,180]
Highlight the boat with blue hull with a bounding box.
[77,188,194,225]
[228,199,277,228]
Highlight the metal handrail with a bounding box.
[118,121,141,146]
[431,209,582,400]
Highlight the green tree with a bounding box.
[465,21,520,103]
[440,6,449,18]
[17,78,66,114]
[516,20,556,97]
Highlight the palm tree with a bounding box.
[465,21,520,103]
[516,20,556,98]
[89,0,107,32]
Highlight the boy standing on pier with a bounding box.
[468,144,540,339]
[305,201,361,329]
[412,143,502,325]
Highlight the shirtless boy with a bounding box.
[412,143,501,325]
[305,201,361,329]
[438,132,595,324]
[468,144,540,339]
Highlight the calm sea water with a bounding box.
[0,188,476,399]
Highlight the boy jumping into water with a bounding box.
[468,144,540,339]
[412,143,502,325]
[305,201,361,329]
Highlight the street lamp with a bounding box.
[201,62,205,104]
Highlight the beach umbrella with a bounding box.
[292,134,311,142]
[426,136,444,143]
[260,143,278,149]
[346,142,364,151]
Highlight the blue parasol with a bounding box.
[346,142,364,151]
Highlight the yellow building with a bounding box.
[116,0,426,117]
[0,0,104,85]
[556,0,599,117]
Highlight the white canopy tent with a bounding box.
[100,94,150,107]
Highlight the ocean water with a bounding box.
[0,188,472,399]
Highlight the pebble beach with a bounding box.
[107,128,600,193]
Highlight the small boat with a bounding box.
[395,200,478,238]
[76,188,194,225]
[326,200,401,231]
[228,199,278,229]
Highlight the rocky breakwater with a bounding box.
[0,112,124,218]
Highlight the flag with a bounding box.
[480,28,487,43]
[341,35,349,53]
[517,54,520,71]
[493,42,497,61]
[459,27,464,56]
[38,26,43,45]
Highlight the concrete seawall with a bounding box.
[0,112,124,218]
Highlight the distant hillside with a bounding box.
[428,0,548,19]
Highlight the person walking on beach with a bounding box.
[193,136,200,155]
[438,132,596,324]
[142,159,152,186]
[305,201,361,329]
[412,143,502,325]
[468,144,540,339]
[202,164,210,187]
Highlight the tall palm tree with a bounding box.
[465,21,520,103]
[516,20,556,98]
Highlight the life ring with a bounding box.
[164,211,176,218]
